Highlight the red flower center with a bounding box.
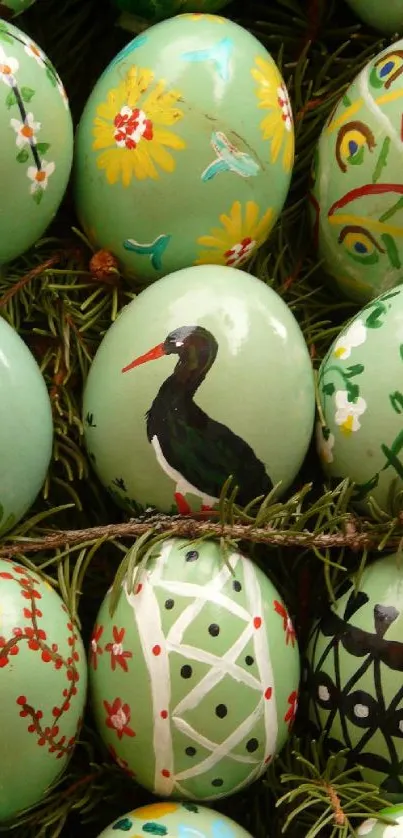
[224,237,256,267]
[114,106,153,150]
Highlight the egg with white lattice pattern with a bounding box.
[89,538,300,800]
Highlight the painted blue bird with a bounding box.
[201,131,260,182]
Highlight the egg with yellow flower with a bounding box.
[74,13,294,281]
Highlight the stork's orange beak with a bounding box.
[121,342,165,373]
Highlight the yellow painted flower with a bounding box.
[131,803,178,819]
[251,56,294,173]
[181,12,225,21]
[93,67,185,185]
[195,200,273,267]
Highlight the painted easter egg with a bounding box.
[0,0,36,17]
[358,805,403,836]
[306,553,403,798]
[344,0,403,35]
[90,538,300,800]
[82,265,315,516]
[0,316,53,535]
[0,559,87,821]
[309,38,403,304]
[97,802,253,837]
[74,13,294,281]
[111,0,231,22]
[316,285,403,514]
[0,20,72,264]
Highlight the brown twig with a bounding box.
[0,515,393,559]
[0,254,62,308]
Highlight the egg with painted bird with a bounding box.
[0,316,53,535]
[306,555,403,798]
[82,265,315,516]
[316,284,403,514]
[74,13,294,281]
[111,0,232,22]
[309,38,403,303]
[358,805,403,836]
[0,559,87,821]
[344,0,403,34]
[97,802,253,837]
[0,20,72,264]
[90,538,300,800]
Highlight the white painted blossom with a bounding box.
[357,819,376,836]
[27,160,55,193]
[335,389,367,434]
[316,422,335,464]
[333,317,367,360]
[10,112,41,148]
[23,39,46,67]
[0,46,19,87]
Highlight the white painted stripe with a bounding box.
[168,716,258,765]
[159,579,250,622]
[124,556,174,796]
[174,700,263,780]
[359,72,401,149]
[243,560,277,761]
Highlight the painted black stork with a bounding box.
[122,325,273,514]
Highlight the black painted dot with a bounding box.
[181,665,193,679]
[165,598,175,610]
[212,778,224,787]
[186,746,197,757]
[186,550,199,562]
[245,655,254,666]
[208,623,220,637]
[215,703,227,718]
[246,738,259,753]
[233,580,242,592]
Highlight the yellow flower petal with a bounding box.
[132,803,178,819]
[93,67,185,185]
[195,200,273,266]
[251,54,294,172]
[244,200,259,235]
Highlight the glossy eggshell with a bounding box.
[316,285,403,514]
[0,559,87,821]
[306,554,403,798]
[111,0,231,21]
[0,316,53,535]
[82,265,315,515]
[74,13,294,281]
[358,806,403,836]
[0,21,73,264]
[344,0,403,34]
[309,38,403,303]
[89,538,300,800]
[97,802,253,837]
[0,0,36,17]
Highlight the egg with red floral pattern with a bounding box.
[0,559,87,821]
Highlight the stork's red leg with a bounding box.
[175,492,192,515]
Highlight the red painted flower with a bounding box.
[108,744,136,777]
[104,698,135,740]
[284,690,298,730]
[90,624,103,670]
[105,627,133,672]
[274,600,296,647]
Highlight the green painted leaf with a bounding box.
[322,382,335,397]
[45,66,57,86]
[0,27,14,44]
[32,187,44,205]
[365,304,386,328]
[390,391,403,414]
[20,86,35,103]
[5,89,17,109]
[347,383,359,402]
[36,142,50,155]
[344,364,364,378]
[16,148,29,163]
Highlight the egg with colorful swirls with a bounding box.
[309,38,403,303]
[74,13,294,281]
[96,802,253,837]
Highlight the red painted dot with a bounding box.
[160,710,168,719]
[136,583,143,594]
[265,687,272,700]
[152,645,161,656]
[161,769,170,778]
[254,617,262,629]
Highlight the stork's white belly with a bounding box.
[151,435,219,507]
